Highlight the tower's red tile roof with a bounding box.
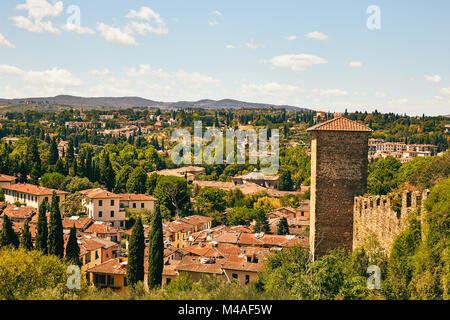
[307,116,372,132]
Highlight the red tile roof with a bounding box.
[86,258,127,275]
[0,174,16,182]
[79,188,121,199]
[119,193,157,201]
[1,205,36,220]
[2,183,67,195]
[307,116,372,132]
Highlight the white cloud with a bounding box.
[312,88,349,97]
[126,21,168,36]
[0,64,83,95]
[245,40,264,49]
[10,0,63,34]
[349,61,363,69]
[0,33,15,48]
[388,98,409,105]
[267,54,328,72]
[62,23,95,35]
[424,74,441,83]
[125,65,220,88]
[212,10,223,16]
[96,22,137,46]
[0,65,25,75]
[125,6,168,35]
[241,82,304,98]
[305,31,328,41]
[90,68,110,77]
[440,87,450,96]
[225,44,235,49]
[375,92,387,98]
[285,35,296,41]
[208,21,220,26]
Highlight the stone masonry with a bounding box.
[353,190,429,255]
[307,117,372,258]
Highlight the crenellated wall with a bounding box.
[353,190,429,254]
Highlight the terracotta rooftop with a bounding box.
[307,116,372,132]
[0,174,16,182]
[84,222,119,235]
[79,188,121,199]
[119,193,157,201]
[1,205,36,220]
[2,183,67,195]
[86,257,127,275]
[62,216,94,231]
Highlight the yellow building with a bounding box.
[86,257,128,292]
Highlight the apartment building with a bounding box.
[79,188,124,228]
[2,183,67,211]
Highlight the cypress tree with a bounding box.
[49,137,59,165]
[148,202,164,289]
[127,217,145,286]
[0,215,19,248]
[47,191,64,258]
[21,220,33,250]
[36,199,48,254]
[65,225,80,266]
[277,217,290,235]
[100,152,115,191]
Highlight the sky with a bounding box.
[0,0,449,116]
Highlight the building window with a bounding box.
[166,278,171,285]
[232,273,238,279]
[132,203,136,209]
[99,211,103,218]
[94,274,106,285]
[111,211,114,218]
[95,251,99,260]
[124,277,127,287]
[110,200,114,206]
[141,203,144,209]
[245,275,250,285]
[99,200,103,206]
[107,275,114,286]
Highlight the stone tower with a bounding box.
[307,116,372,258]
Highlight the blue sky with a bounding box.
[0,0,449,115]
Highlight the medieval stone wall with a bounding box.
[353,190,429,255]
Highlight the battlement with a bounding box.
[353,190,429,254]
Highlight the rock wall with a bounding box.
[353,190,429,255]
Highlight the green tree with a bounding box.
[278,170,294,191]
[20,220,33,250]
[65,225,80,266]
[35,199,48,254]
[49,137,59,166]
[47,192,64,258]
[153,176,190,217]
[126,166,148,194]
[127,217,145,286]
[253,209,270,234]
[277,217,289,235]
[100,152,115,191]
[148,202,164,289]
[40,172,65,189]
[367,156,402,195]
[195,187,227,214]
[0,248,69,300]
[115,165,133,193]
[0,215,19,248]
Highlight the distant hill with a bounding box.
[0,95,309,112]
